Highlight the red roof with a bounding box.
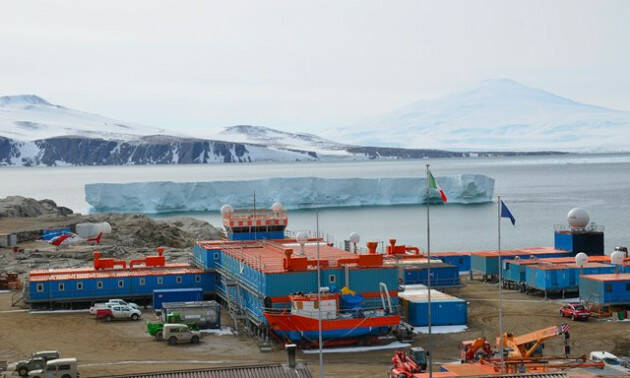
[580,273,630,282]
[198,240,394,274]
[530,262,613,271]
[470,246,567,257]
[30,265,204,282]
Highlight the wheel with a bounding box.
[18,366,28,376]
[191,335,200,344]
[168,336,178,345]
[105,315,113,322]
[131,313,139,321]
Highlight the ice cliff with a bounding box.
[85,175,495,213]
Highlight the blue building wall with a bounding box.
[525,265,616,292]
[580,277,630,305]
[402,264,460,287]
[29,272,214,303]
[403,299,467,327]
[227,231,285,241]
[435,255,470,272]
[554,231,604,255]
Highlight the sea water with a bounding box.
[1,153,629,253]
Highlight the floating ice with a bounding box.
[85,175,495,213]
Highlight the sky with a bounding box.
[1,0,629,135]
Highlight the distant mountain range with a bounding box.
[331,79,630,152]
[5,78,623,166]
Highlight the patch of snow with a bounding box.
[199,327,234,336]
[302,341,411,354]
[413,325,468,334]
[85,174,495,213]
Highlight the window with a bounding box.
[157,277,163,285]
[176,276,183,284]
[213,252,219,260]
[195,275,202,283]
[329,274,336,284]
[605,283,612,292]
[58,283,64,291]
[46,365,56,371]
[59,365,71,371]
[139,277,146,286]
[97,281,103,289]
[118,280,124,288]
[36,283,44,292]
[76,282,83,291]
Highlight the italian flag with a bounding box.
[428,169,448,203]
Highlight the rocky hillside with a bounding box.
[0,196,73,218]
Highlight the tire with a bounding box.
[191,335,200,344]
[168,336,178,345]
[18,366,28,376]
[131,313,139,321]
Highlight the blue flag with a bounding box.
[500,200,516,226]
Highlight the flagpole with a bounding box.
[316,211,323,378]
[498,195,504,374]
[426,163,433,378]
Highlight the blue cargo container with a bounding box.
[399,285,467,327]
[433,254,471,272]
[153,288,203,309]
[401,263,460,287]
[580,273,630,305]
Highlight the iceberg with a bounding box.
[85,175,495,213]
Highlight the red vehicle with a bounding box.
[559,303,591,320]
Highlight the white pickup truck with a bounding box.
[96,305,142,321]
[89,299,140,314]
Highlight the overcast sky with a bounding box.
[1,0,629,134]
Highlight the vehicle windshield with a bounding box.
[573,305,585,310]
[604,358,619,365]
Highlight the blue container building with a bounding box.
[525,263,616,296]
[400,262,460,288]
[153,288,203,309]
[579,273,630,306]
[398,285,467,327]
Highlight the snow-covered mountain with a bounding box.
[335,79,630,152]
[215,125,351,157]
[0,94,171,141]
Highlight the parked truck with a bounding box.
[89,299,140,314]
[27,358,78,378]
[96,305,142,321]
[161,301,221,329]
[161,323,201,345]
[16,351,60,376]
[146,312,198,341]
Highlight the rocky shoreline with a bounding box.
[0,196,224,275]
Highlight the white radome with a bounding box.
[567,208,590,228]
[295,231,308,245]
[610,251,625,265]
[220,204,234,217]
[574,252,588,267]
[271,201,284,213]
[349,232,360,244]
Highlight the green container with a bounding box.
[618,311,625,320]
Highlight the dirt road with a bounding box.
[1,279,628,377]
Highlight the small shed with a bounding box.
[580,273,630,306]
[398,284,467,327]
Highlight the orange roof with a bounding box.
[198,240,394,273]
[441,363,497,375]
[29,263,190,277]
[530,262,613,271]
[470,247,567,257]
[30,265,204,282]
[431,251,471,257]
[581,273,630,282]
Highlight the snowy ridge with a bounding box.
[334,79,630,152]
[85,175,495,213]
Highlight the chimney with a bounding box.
[285,343,297,368]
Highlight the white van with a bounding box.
[27,358,78,378]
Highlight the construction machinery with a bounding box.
[460,337,494,363]
[497,323,570,359]
[390,347,427,378]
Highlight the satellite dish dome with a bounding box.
[567,208,590,229]
[271,201,284,213]
[295,231,308,245]
[574,252,588,267]
[611,251,625,265]
[220,204,234,217]
[349,232,360,244]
